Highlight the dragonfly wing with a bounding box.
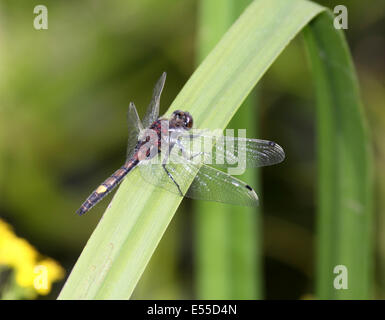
[142,72,167,128]
[138,148,258,207]
[178,132,285,168]
[126,102,143,158]
[214,137,285,167]
[186,164,258,206]
[138,150,198,197]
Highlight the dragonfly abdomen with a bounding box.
[76,158,139,215]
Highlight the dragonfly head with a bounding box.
[170,110,193,130]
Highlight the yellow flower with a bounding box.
[0,219,65,296]
[33,258,65,295]
[15,260,37,287]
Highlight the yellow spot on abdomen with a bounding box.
[96,185,108,194]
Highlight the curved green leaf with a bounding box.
[304,11,373,299]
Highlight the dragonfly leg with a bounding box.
[189,151,209,160]
[162,164,183,196]
[176,140,209,162]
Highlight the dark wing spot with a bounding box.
[245,185,253,191]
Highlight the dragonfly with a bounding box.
[76,72,285,215]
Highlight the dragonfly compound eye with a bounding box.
[172,110,183,119]
[184,112,193,130]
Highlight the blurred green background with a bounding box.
[0,0,384,299]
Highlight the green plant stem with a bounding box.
[195,0,261,299]
[304,12,373,299]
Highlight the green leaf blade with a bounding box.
[304,12,373,299]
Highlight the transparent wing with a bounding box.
[126,102,143,158]
[138,148,196,197]
[178,131,285,168]
[142,72,167,128]
[186,164,258,206]
[213,136,285,167]
[138,148,259,207]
